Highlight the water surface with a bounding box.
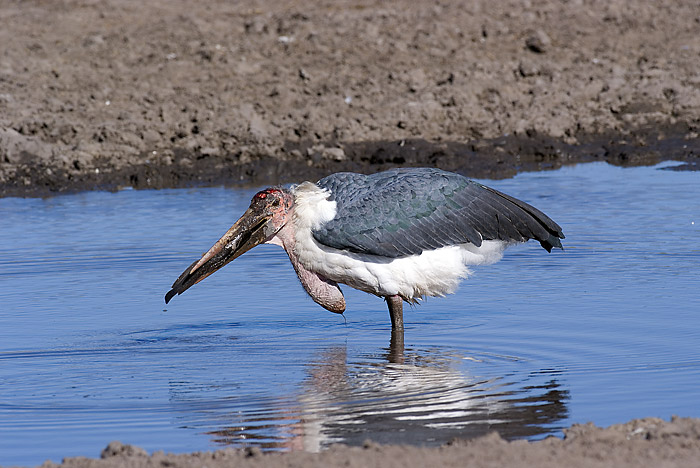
[1,162,698,465]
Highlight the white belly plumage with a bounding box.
[290,181,509,301]
[294,230,508,300]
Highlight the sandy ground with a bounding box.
[29,417,700,468]
[0,0,698,197]
[2,0,700,466]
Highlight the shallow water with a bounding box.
[1,162,698,466]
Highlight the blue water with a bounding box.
[0,162,698,466]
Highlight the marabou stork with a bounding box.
[165,168,564,330]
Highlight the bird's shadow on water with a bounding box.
[167,329,570,450]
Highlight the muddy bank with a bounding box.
[1,0,699,197]
[26,417,700,468]
[3,122,698,198]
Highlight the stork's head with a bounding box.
[165,187,294,303]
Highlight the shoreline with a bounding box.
[29,416,700,468]
[2,121,697,198]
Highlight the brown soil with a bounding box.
[1,0,698,197]
[31,417,700,468]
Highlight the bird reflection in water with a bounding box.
[204,333,569,450]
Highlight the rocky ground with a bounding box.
[0,0,698,197]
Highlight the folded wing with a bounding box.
[313,168,564,258]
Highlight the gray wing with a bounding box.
[313,168,564,258]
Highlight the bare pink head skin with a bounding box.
[164,187,346,313]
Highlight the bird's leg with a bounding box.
[385,295,404,330]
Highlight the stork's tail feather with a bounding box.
[540,234,564,253]
[485,186,565,252]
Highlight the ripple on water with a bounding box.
[1,162,699,466]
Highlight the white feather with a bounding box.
[291,183,509,301]
[292,182,337,229]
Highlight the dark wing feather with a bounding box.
[313,168,564,258]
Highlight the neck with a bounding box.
[268,222,346,313]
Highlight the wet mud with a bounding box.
[3,122,698,197]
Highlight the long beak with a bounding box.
[164,208,272,304]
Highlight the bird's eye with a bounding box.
[271,198,280,207]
